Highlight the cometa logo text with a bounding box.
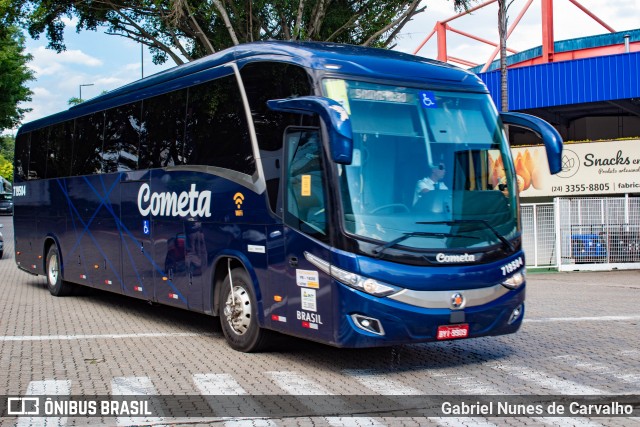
[137,183,212,218]
[436,253,476,263]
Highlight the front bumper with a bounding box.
[334,280,525,348]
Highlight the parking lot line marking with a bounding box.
[264,371,330,395]
[193,373,247,395]
[344,370,500,427]
[343,369,422,395]
[111,376,165,426]
[554,354,640,388]
[264,371,384,427]
[491,365,604,395]
[429,372,499,395]
[525,315,640,323]
[16,380,71,427]
[0,332,203,341]
[192,374,278,427]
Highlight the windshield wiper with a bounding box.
[372,231,479,258]
[416,219,515,252]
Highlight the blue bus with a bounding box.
[13,41,562,352]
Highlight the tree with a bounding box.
[0,134,14,162]
[0,155,12,182]
[0,25,34,130]
[0,135,13,181]
[9,0,471,66]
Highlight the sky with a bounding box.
[10,0,640,133]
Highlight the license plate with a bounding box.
[437,324,469,340]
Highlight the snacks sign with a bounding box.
[510,139,640,197]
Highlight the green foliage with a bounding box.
[7,0,471,65]
[0,154,12,182]
[0,26,34,130]
[0,134,14,162]
[68,97,83,106]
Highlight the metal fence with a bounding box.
[521,197,640,270]
[521,203,557,268]
[555,196,640,271]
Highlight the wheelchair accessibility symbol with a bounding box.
[143,220,150,235]
[419,91,437,108]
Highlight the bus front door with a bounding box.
[280,128,335,343]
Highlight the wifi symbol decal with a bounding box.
[233,192,245,217]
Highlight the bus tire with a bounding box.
[219,268,269,352]
[46,245,73,297]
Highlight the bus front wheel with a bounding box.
[46,245,73,297]
[219,268,269,352]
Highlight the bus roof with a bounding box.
[18,41,486,134]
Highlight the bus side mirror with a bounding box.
[500,112,563,174]
[267,96,353,164]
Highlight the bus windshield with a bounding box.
[323,79,519,252]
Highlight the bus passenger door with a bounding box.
[279,128,335,343]
[120,171,154,299]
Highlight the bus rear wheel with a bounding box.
[46,245,73,297]
[219,268,269,352]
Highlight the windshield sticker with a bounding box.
[324,79,351,114]
[419,91,437,108]
[350,88,409,103]
[301,175,311,197]
[296,269,319,289]
[301,288,317,312]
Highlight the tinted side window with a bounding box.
[184,75,255,175]
[104,102,142,172]
[73,112,104,176]
[240,62,314,214]
[241,62,313,152]
[46,121,74,178]
[29,128,48,180]
[14,132,30,183]
[139,89,187,169]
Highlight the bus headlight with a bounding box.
[330,265,400,297]
[501,270,525,290]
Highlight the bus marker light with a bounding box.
[271,314,286,322]
[80,275,87,280]
[104,280,112,285]
[38,255,42,259]
[274,295,283,302]
[16,251,21,255]
[94,264,99,269]
[436,324,469,340]
[162,276,168,281]
[302,321,318,330]
[134,286,143,292]
[169,293,179,299]
[31,265,37,269]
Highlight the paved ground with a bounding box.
[0,216,638,426]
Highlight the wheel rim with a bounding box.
[48,252,59,285]
[223,285,252,335]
